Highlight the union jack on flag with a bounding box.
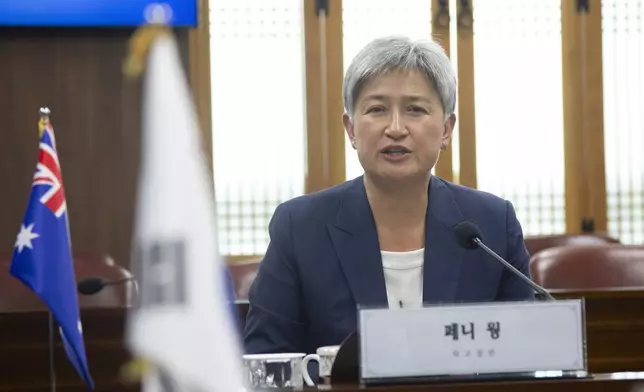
[10,116,94,389]
[32,123,66,218]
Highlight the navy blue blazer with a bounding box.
[243,175,533,355]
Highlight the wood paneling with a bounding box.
[562,0,607,234]
[0,308,136,392]
[0,303,249,391]
[455,0,477,189]
[432,0,454,183]
[0,27,190,269]
[552,288,644,373]
[303,0,345,193]
[188,0,214,178]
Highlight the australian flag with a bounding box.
[10,121,94,389]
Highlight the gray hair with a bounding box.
[342,35,457,119]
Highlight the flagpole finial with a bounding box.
[123,3,173,79]
[39,107,51,138]
[144,3,173,25]
[39,107,51,120]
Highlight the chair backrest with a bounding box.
[530,244,644,289]
[524,234,620,257]
[228,258,261,301]
[0,252,134,311]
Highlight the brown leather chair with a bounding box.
[0,252,134,311]
[228,258,261,300]
[530,244,644,289]
[524,234,620,257]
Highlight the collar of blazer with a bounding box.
[328,175,467,307]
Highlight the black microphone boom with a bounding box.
[77,276,135,295]
[454,221,555,301]
[77,277,107,295]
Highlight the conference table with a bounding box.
[314,376,644,392]
[0,288,643,391]
[5,375,644,392]
[2,375,644,392]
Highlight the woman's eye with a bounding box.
[365,106,385,114]
[409,106,428,114]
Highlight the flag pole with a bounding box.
[39,107,57,392]
[48,312,57,392]
[118,5,168,387]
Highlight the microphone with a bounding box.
[77,276,136,295]
[454,221,555,301]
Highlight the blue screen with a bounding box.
[0,0,197,27]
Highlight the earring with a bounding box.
[440,143,447,151]
[351,139,357,149]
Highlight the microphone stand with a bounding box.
[473,238,556,301]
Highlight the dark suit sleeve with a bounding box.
[496,201,534,301]
[243,203,307,353]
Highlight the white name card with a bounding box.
[358,300,586,382]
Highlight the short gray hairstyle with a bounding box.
[342,35,457,119]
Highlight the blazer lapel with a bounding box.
[328,177,388,308]
[423,176,467,304]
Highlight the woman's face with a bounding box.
[343,68,455,185]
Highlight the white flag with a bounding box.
[127,30,245,392]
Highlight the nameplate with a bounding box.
[358,300,586,383]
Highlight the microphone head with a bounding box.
[454,221,483,249]
[77,277,107,295]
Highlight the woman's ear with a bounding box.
[441,113,456,145]
[343,113,357,150]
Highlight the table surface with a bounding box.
[301,372,644,392]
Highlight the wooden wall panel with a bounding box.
[303,0,345,194]
[561,0,607,234]
[455,0,477,189]
[188,0,214,178]
[432,0,454,183]
[0,27,190,269]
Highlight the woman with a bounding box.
[243,36,533,355]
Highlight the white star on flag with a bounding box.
[59,321,83,340]
[15,223,39,253]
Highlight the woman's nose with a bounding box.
[384,110,407,139]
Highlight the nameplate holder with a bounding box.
[358,299,587,385]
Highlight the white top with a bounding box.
[380,248,425,309]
